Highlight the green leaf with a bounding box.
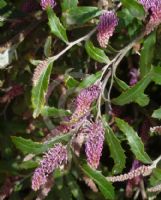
[115,118,152,164]
[85,40,110,64]
[114,76,130,91]
[63,7,101,26]
[32,62,53,118]
[78,71,101,89]
[81,162,115,199]
[112,72,152,106]
[44,36,52,57]
[151,66,161,85]
[152,107,161,120]
[140,32,156,77]
[0,0,7,8]
[120,0,145,19]
[19,160,38,169]
[11,133,72,155]
[103,117,126,174]
[47,7,68,43]
[149,168,161,186]
[61,0,78,12]
[41,106,71,117]
[64,75,80,88]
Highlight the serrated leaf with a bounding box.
[47,7,68,43]
[11,133,72,155]
[112,72,152,106]
[85,40,109,64]
[63,7,101,26]
[121,0,145,19]
[115,118,151,164]
[140,32,156,77]
[41,106,71,117]
[61,0,78,12]
[32,62,53,118]
[78,71,101,89]
[44,36,52,57]
[152,107,161,119]
[103,117,126,174]
[151,66,161,85]
[81,161,115,199]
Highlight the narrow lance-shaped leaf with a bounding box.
[41,106,71,117]
[112,72,152,106]
[32,62,53,118]
[152,107,161,120]
[140,31,156,77]
[63,7,101,26]
[47,7,68,43]
[114,76,130,91]
[115,118,152,164]
[81,161,115,199]
[44,36,52,57]
[11,133,72,155]
[151,66,161,85]
[120,0,145,19]
[78,71,101,89]
[61,0,78,12]
[103,117,126,174]
[85,40,110,64]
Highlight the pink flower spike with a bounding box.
[85,121,105,169]
[32,144,67,191]
[40,0,56,10]
[97,11,118,48]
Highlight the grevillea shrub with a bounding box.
[1,0,161,199]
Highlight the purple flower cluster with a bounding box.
[32,143,67,191]
[41,0,56,10]
[129,68,139,86]
[138,0,161,34]
[97,11,118,48]
[70,84,101,124]
[85,121,105,169]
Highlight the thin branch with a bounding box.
[48,28,97,63]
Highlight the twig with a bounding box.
[48,28,97,63]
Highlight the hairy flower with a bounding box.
[70,84,101,124]
[32,144,67,191]
[41,0,56,10]
[138,0,161,34]
[148,183,161,192]
[32,60,48,86]
[107,165,152,182]
[97,11,118,48]
[85,121,105,169]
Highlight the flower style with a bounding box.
[138,0,161,34]
[40,0,56,10]
[97,11,118,48]
[85,121,105,169]
[32,143,67,191]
